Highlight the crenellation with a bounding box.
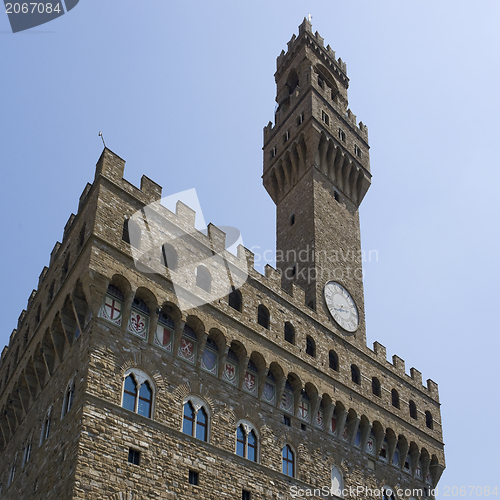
[63,213,76,241]
[372,341,386,360]
[314,31,324,47]
[38,266,48,288]
[78,182,92,213]
[410,367,423,386]
[49,241,61,266]
[175,200,196,229]
[264,263,281,288]
[17,310,26,330]
[392,354,406,374]
[140,175,162,203]
[207,223,226,253]
[27,289,36,309]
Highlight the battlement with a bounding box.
[277,18,348,84]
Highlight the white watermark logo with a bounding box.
[128,189,248,313]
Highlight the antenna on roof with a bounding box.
[308,13,312,23]
[98,131,106,148]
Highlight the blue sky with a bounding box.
[1,0,499,496]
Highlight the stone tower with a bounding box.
[263,18,371,346]
[0,20,445,500]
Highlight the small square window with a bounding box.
[128,448,141,466]
[189,470,199,486]
[301,423,306,431]
[354,145,362,158]
[284,415,291,426]
[290,213,295,226]
[318,75,325,89]
[283,130,290,143]
[321,111,330,125]
[242,490,251,500]
[270,147,277,159]
[338,128,346,142]
[334,191,340,202]
[297,113,304,126]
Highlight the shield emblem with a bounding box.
[244,372,256,392]
[366,437,374,453]
[281,390,293,412]
[342,424,349,440]
[180,338,194,358]
[224,363,237,383]
[202,349,217,373]
[263,382,275,403]
[316,410,324,428]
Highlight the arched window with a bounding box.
[161,243,178,271]
[122,219,141,248]
[282,445,294,477]
[306,335,316,357]
[99,284,124,326]
[228,288,242,312]
[366,430,376,455]
[235,423,258,462]
[329,350,339,371]
[331,466,343,497]
[425,410,433,429]
[391,389,400,409]
[128,296,150,340]
[351,364,360,385]
[196,266,212,293]
[61,380,75,418]
[372,377,381,397]
[182,398,209,442]
[155,312,174,352]
[257,305,270,329]
[121,370,154,419]
[284,322,295,344]
[409,400,417,419]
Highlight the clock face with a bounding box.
[324,281,359,333]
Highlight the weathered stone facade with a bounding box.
[0,19,444,500]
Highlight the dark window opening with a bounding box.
[351,365,360,385]
[189,470,199,486]
[228,288,242,312]
[307,300,315,311]
[425,411,433,429]
[338,128,346,142]
[257,305,270,329]
[318,75,325,89]
[334,191,340,202]
[297,113,304,126]
[355,144,362,158]
[391,389,400,409]
[283,415,291,427]
[301,423,306,431]
[270,147,276,159]
[372,377,381,397]
[242,490,251,500]
[409,400,417,419]
[329,350,339,371]
[122,219,141,248]
[321,110,330,125]
[128,448,140,466]
[284,322,295,344]
[290,213,295,226]
[306,336,316,357]
[162,243,178,271]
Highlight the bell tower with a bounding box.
[263,18,372,341]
